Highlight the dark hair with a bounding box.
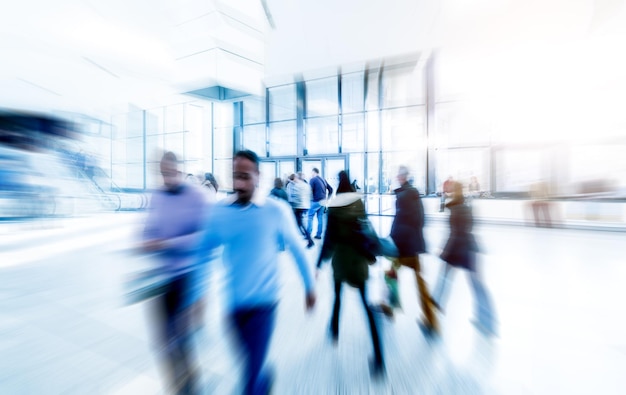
[312,167,319,174]
[161,151,178,163]
[274,177,284,189]
[204,172,219,191]
[336,170,355,194]
[234,150,260,170]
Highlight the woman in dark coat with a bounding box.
[433,181,496,336]
[316,171,384,375]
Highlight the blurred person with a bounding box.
[269,177,288,202]
[307,167,333,240]
[292,173,315,248]
[316,170,384,376]
[440,175,454,212]
[530,180,552,227]
[433,181,497,337]
[390,166,439,337]
[195,150,316,395]
[469,176,481,197]
[191,172,220,331]
[285,173,296,205]
[141,151,208,394]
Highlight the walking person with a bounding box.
[316,170,384,377]
[195,150,316,395]
[269,177,288,202]
[307,167,333,239]
[141,151,208,394]
[433,181,497,336]
[292,173,315,248]
[389,166,439,336]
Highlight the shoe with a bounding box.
[430,297,443,314]
[314,235,322,239]
[307,240,315,249]
[471,319,498,338]
[328,327,338,345]
[369,358,385,379]
[417,320,440,340]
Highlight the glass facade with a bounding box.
[107,53,625,212]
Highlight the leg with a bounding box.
[293,208,305,236]
[232,305,277,395]
[315,203,324,238]
[432,263,454,310]
[158,276,196,393]
[330,281,342,339]
[412,255,439,332]
[358,285,384,366]
[306,204,316,236]
[296,209,314,245]
[467,255,496,334]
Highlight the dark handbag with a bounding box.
[355,218,382,263]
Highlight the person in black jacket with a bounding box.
[389,166,439,336]
[316,171,384,376]
[433,181,497,336]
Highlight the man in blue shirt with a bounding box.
[307,167,333,239]
[197,150,316,395]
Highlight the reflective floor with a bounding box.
[1,212,625,394]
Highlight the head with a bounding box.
[449,181,465,204]
[274,177,284,189]
[233,150,260,204]
[336,170,354,194]
[288,173,295,182]
[311,168,319,178]
[397,165,410,185]
[160,152,182,191]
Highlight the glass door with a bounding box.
[260,158,296,196]
[301,156,348,195]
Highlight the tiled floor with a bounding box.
[1,212,625,394]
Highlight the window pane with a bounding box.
[184,104,204,160]
[436,148,490,193]
[348,153,364,193]
[495,148,546,193]
[268,121,296,156]
[111,139,126,164]
[306,77,338,117]
[382,65,426,108]
[127,111,143,138]
[111,114,127,139]
[164,133,184,158]
[434,101,491,147]
[306,116,338,155]
[214,127,234,159]
[146,134,164,162]
[366,153,380,214]
[214,102,235,128]
[214,159,233,191]
[146,107,164,135]
[568,144,626,195]
[165,104,184,133]
[342,72,365,114]
[381,107,426,151]
[269,85,296,121]
[342,113,365,153]
[366,111,379,152]
[125,137,144,163]
[243,96,266,125]
[242,124,266,157]
[278,160,295,181]
[366,69,380,111]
